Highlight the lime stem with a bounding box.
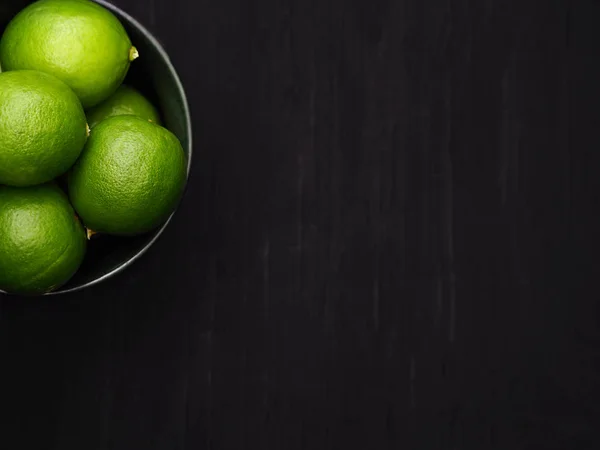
[86,228,97,240]
[129,46,139,62]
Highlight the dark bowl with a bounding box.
[0,0,193,295]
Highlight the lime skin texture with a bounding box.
[0,69,88,187]
[69,115,187,236]
[86,84,162,129]
[0,183,87,295]
[0,0,137,108]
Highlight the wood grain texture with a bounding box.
[1,0,598,449]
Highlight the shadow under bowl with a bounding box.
[0,0,193,296]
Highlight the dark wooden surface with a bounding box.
[1,0,599,448]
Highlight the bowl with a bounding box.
[0,0,193,295]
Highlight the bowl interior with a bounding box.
[0,0,192,295]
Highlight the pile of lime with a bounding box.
[0,0,187,295]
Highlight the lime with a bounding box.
[0,183,86,295]
[86,84,161,129]
[0,0,137,108]
[69,115,187,236]
[0,70,88,187]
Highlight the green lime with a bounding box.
[86,84,161,129]
[0,70,88,187]
[69,115,187,236]
[0,183,86,295]
[0,0,138,108]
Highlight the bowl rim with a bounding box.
[43,0,193,296]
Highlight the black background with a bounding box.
[1,0,599,448]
